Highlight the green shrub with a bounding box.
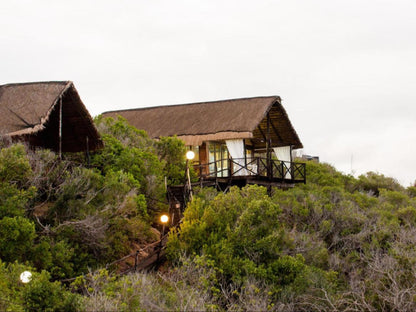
[0,261,81,312]
[356,171,404,195]
[167,185,336,296]
[0,183,36,218]
[0,216,36,262]
[0,144,32,185]
[22,270,81,312]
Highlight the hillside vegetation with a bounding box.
[0,117,186,311]
[1,117,416,311]
[165,165,416,311]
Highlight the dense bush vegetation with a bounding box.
[0,117,186,310]
[1,117,415,311]
[164,161,416,311]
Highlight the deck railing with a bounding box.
[192,157,306,183]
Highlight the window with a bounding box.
[208,142,229,177]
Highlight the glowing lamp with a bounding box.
[20,271,32,283]
[160,214,169,224]
[186,150,195,160]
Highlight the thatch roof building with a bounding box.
[0,81,102,153]
[104,96,306,192]
[102,96,302,149]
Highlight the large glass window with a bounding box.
[220,144,229,177]
[208,144,216,175]
[208,142,229,177]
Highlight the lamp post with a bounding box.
[185,150,195,201]
[158,214,169,263]
[160,214,169,238]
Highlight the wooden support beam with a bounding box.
[86,136,90,166]
[257,126,267,142]
[267,113,271,148]
[59,97,62,159]
[269,119,284,143]
[243,139,247,167]
[266,113,272,181]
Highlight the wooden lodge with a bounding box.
[0,81,102,156]
[102,96,306,196]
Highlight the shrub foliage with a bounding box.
[1,118,415,311]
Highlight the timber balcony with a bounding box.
[167,158,306,217]
[193,157,306,187]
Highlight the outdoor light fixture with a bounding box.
[20,271,32,284]
[186,150,195,160]
[160,214,169,224]
[160,214,169,242]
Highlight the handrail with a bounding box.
[191,157,306,183]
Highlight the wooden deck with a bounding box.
[167,158,306,211]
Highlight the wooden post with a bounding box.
[266,113,271,179]
[281,161,285,180]
[186,160,193,202]
[86,136,90,166]
[59,97,62,159]
[243,139,247,168]
[290,145,293,181]
[266,113,272,196]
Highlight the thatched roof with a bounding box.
[0,81,102,152]
[102,96,303,149]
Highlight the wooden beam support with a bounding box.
[86,136,90,166]
[59,97,62,159]
[243,139,249,167]
[267,113,271,149]
[266,113,272,181]
[269,118,284,143]
[257,126,267,142]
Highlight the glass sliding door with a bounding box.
[208,144,216,176]
[207,142,229,177]
[220,144,229,177]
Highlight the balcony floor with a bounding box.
[198,174,297,190]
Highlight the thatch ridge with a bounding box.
[103,95,280,115]
[0,81,70,88]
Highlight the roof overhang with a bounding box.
[177,131,253,146]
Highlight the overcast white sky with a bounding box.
[1,0,415,185]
